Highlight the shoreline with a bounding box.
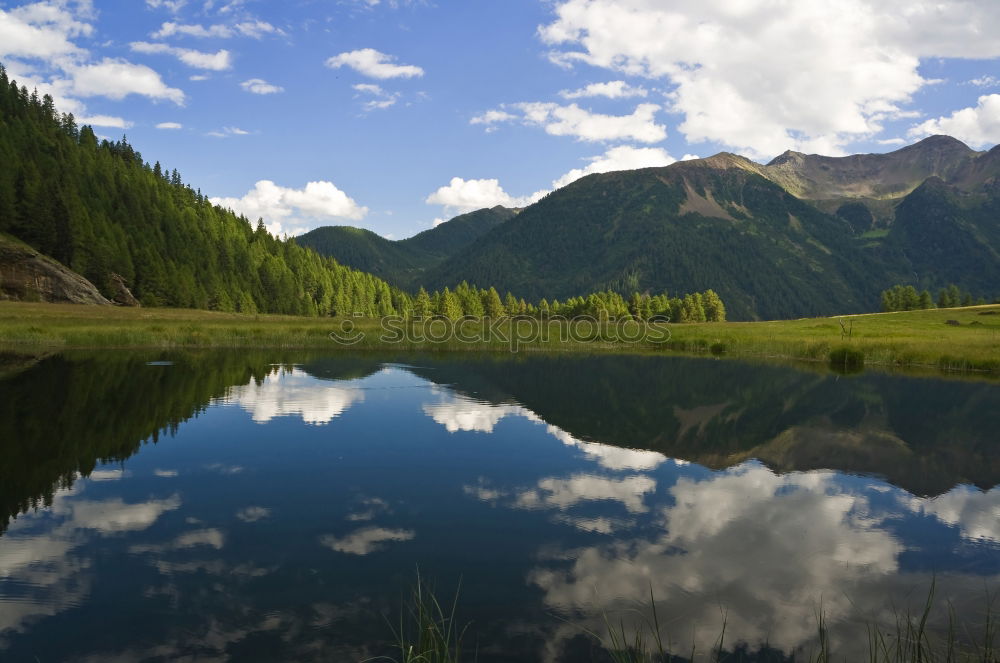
[1,301,998,378]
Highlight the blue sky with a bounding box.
[2,0,1000,239]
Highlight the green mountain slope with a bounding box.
[295,206,515,287]
[421,159,884,320]
[0,64,408,316]
[293,225,432,285]
[870,151,1000,295]
[416,137,999,320]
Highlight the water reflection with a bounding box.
[0,351,997,661]
[422,392,540,433]
[321,527,416,556]
[224,366,365,425]
[528,465,1000,660]
[0,479,181,641]
[915,486,1000,543]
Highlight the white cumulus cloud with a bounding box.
[145,0,187,12]
[476,102,666,143]
[427,145,676,217]
[969,75,1000,88]
[130,41,232,70]
[156,121,182,129]
[240,78,283,94]
[352,83,399,111]
[908,94,1000,148]
[212,182,369,236]
[551,145,675,189]
[559,80,648,99]
[0,3,89,61]
[425,177,545,214]
[78,114,132,129]
[538,0,1000,157]
[70,58,185,104]
[152,19,279,39]
[325,48,424,79]
[1,6,186,111]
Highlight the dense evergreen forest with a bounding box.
[0,64,409,317]
[295,206,516,288]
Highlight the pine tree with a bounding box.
[504,292,519,317]
[437,287,462,320]
[414,287,433,317]
[485,287,505,318]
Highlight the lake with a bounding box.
[0,351,998,661]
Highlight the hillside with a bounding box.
[295,206,516,287]
[415,137,1000,320]
[420,161,884,319]
[0,64,408,317]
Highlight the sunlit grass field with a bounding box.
[0,301,997,375]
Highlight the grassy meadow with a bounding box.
[0,301,998,375]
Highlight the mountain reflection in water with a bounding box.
[0,351,997,662]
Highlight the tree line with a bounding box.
[411,282,726,322]
[0,62,727,322]
[879,284,997,312]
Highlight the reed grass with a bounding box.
[376,576,999,663]
[366,571,471,663]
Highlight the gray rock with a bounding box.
[0,235,111,305]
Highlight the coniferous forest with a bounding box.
[0,64,409,317]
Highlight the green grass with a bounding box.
[366,572,470,663]
[0,301,998,376]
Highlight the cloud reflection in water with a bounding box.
[225,368,364,425]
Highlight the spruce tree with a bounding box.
[486,287,505,318]
[414,287,433,317]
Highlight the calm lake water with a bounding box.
[0,351,998,662]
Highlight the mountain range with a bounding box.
[304,135,1000,320]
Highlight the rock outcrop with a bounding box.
[109,272,141,307]
[0,235,111,305]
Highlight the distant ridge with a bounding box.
[295,206,516,288]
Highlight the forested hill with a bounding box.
[295,206,516,288]
[420,162,885,320]
[0,64,409,316]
